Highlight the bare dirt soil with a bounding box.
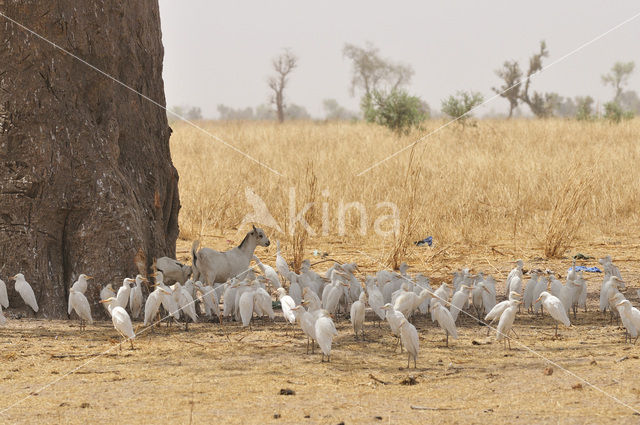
[1,237,639,424]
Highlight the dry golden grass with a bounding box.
[172,119,640,264]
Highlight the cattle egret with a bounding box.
[239,288,256,328]
[100,283,116,314]
[350,291,366,340]
[399,318,419,368]
[315,309,338,362]
[431,300,457,347]
[365,279,385,326]
[496,300,520,349]
[613,299,640,344]
[116,278,134,309]
[10,274,38,313]
[253,255,281,289]
[174,283,198,330]
[381,303,405,351]
[276,287,296,333]
[302,287,322,311]
[0,305,6,325]
[144,286,170,326]
[450,285,472,323]
[68,289,93,330]
[293,302,318,353]
[100,297,135,350]
[484,291,522,334]
[0,278,8,308]
[70,274,93,294]
[536,292,571,337]
[275,240,290,282]
[523,273,538,313]
[129,275,145,319]
[151,272,181,322]
[395,288,430,321]
[505,260,524,295]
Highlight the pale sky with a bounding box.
[159,1,640,119]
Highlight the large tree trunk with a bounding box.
[0,1,180,318]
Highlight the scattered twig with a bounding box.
[309,258,339,268]
[410,405,455,411]
[369,374,389,385]
[174,336,207,347]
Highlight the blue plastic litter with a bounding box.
[569,266,601,273]
[414,236,433,247]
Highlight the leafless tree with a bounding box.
[268,49,298,123]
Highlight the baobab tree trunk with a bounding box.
[0,1,180,318]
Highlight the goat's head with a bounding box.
[251,224,270,247]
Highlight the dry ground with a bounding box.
[1,237,639,424]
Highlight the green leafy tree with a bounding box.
[363,89,427,134]
[440,90,484,124]
[602,61,635,103]
[574,96,595,121]
[604,101,633,123]
[492,60,522,118]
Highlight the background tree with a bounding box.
[441,90,484,125]
[363,89,428,134]
[602,61,635,103]
[519,41,556,117]
[217,105,255,120]
[343,42,414,100]
[0,2,179,317]
[493,60,522,118]
[323,99,359,121]
[267,49,298,123]
[574,96,595,121]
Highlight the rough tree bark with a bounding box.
[0,1,180,318]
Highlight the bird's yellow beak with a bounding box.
[150,272,158,277]
[86,275,94,280]
[99,299,109,304]
[616,301,625,307]
[535,296,542,303]
[9,275,16,281]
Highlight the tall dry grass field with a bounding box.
[170,119,640,264]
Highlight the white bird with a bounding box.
[315,309,338,362]
[450,285,472,323]
[523,273,539,313]
[10,274,38,313]
[116,278,134,309]
[275,240,290,282]
[254,285,275,320]
[68,289,93,330]
[292,303,317,353]
[431,300,458,347]
[144,286,170,326]
[0,305,6,325]
[381,303,406,352]
[496,300,520,349]
[194,281,219,318]
[276,287,296,329]
[100,283,116,314]
[70,274,93,294]
[399,317,419,368]
[505,260,523,295]
[239,288,256,328]
[484,291,522,333]
[253,255,281,289]
[536,291,571,337]
[0,278,8,308]
[350,291,366,340]
[174,283,198,329]
[302,287,322,311]
[0,279,9,306]
[365,280,386,325]
[152,272,181,321]
[129,275,145,319]
[289,273,302,305]
[614,299,640,344]
[100,297,135,350]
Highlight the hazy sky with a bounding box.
[159,1,640,119]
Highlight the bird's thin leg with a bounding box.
[130,339,135,350]
[362,329,365,341]
[407,353,410,369]
[555,324,558,338]
[634,336,638,345]
[508,337,511,350]
[312,339,315,354]
[306,337,309,355]
[510,328,519,338]
[486,323,491,336]
[446,331,449,348]
[413,355,417,369]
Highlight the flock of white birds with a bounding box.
[1,243,639,367]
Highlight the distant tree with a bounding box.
[574,96,595,121]
[267,49,298,123]
[255,104,276,120]
[217,104,255,120]
[619,90,640,115]
[602,61,635,103]
[363,89,427,135]
[343,42,414,100]
[552,95,576,117]
[441,90,484,125]
[604,101,633,123]
[493,60,522,118]
[285,103,311,120]
[322,99,359,121]
[167,105,202,124]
